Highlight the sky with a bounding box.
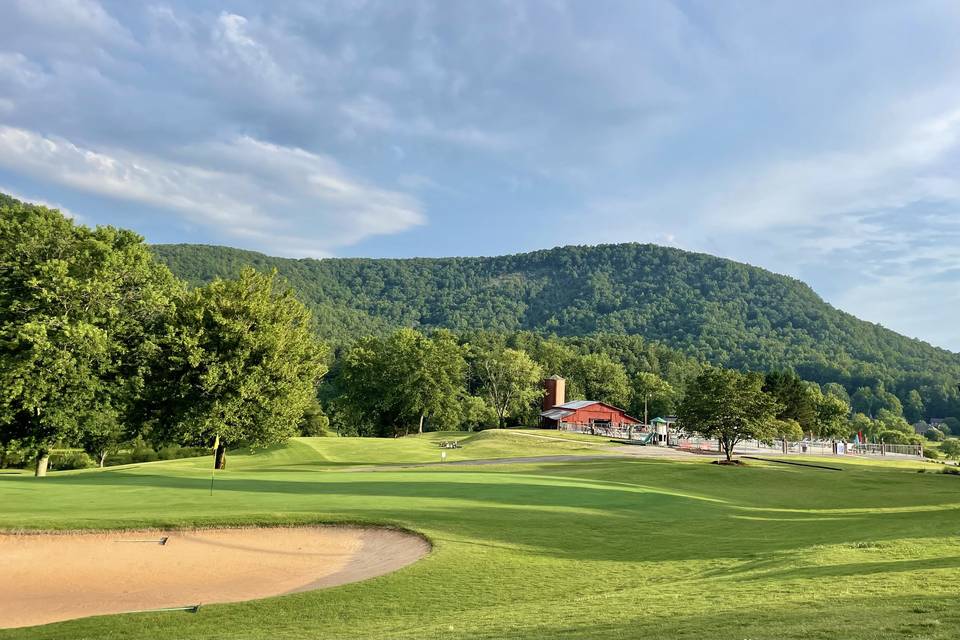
[1,1,959,351]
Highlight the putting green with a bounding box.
[1,434,958,639]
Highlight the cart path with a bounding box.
[504,431,700,459]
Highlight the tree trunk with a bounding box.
[99,451,107,468]
[35,452,50,477]
[418,413,425,434]
[723,438,733,462]
[215,442,227,470]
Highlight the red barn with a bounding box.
[540,400,642,431]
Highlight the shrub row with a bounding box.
[105,446,209,466]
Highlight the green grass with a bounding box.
[1,431,613,477]
[2,434,959,639]
[510,428,622,444]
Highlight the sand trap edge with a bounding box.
[1,524,432,629]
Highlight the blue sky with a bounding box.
[1,1,959,350]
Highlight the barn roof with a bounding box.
[555,400,597,409]
[541,400,643,424]
[540,408,575,420]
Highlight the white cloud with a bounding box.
[699,107,960,235]
[831,270,960,348]
[340,95,511,150]
[0,126,424,256]
[12,0,134,45]
[0,52,49,90]
[210,12,302,98]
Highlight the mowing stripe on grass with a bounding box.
[743,456,843,471]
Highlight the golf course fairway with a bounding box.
[1,431,958,639]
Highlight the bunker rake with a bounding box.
[114,536,169,545]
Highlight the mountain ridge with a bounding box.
[151,241,960,396]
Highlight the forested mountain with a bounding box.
[153,243,960,398]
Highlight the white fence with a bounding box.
[558,422,674,444]
[675,436,923,459]
[558,422,642,440]
[847,442,924,457]
[556,423,924,459]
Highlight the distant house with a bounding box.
[540,400,642,430]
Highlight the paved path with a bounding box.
[610,445,701,460]
[507,430,702,460]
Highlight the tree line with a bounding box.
[1,200,327,475]
[326,334,938,462]
[152,241,960,421]
[3,201,956,473]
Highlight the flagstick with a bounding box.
[209,435,218,496]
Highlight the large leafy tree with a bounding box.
[629,372,675,424]
[146,269,328,468]
[79,410,125,468]
[677,368,780,462]
[473,346,543,428]
[400,329,467,433]
[338,328,468,436]
[763,370,816,434]
[904,389,925,423]
[851,384,903,419]
[771,418,804,445]
[0,202,176,476]
[940,438,960,460]
[569,353,630,407]
[812,390,851,440]
[822,382,851,405]
[511,333,577,380]
[849,412,878,442]
[298,399,331,437]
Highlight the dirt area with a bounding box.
[0,526,430,629]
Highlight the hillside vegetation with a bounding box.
[153,243,960,393]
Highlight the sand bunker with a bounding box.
[0,526,430,629]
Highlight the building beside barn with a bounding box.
[543,375,566,412]
[540,399,643,431]
[538,375,641,433]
